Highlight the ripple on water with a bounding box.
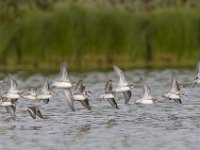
[0,69,200,150]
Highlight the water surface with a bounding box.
[0,69,200,150]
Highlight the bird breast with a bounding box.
[73,94,87,101]
[115,86,130,92]
[52,81,72,88]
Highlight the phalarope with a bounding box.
[72,80,91,110]
[2,74,22,103]
[193,60,200,86]
[0,97,16,121]
[37,77,54,104]
[113,65,133,104]
[52,63,75,111]
[162,72,183,104]
[135,83,156,104]
[99,80,119,109]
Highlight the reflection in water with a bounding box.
[167,114,179,121]
[8,125,16,130]
[78,124,91,133]
[0,125,16,132]
[111,135,130,149]
[102,119,117,128]
[74,124,91,138]
[20,126,43,131]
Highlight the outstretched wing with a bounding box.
[42,99,49,104]
[105,80,112,93]
[27,106,36,119]
[35,107,44,119]
[6,105,16,121]
[113,65,128,87]
[41,77,50,93]
[63,89,75,111]
[8,74,18,92]
[123,91,131,104]
[170,72,180,92]
[196,60,200,78]
[143,83,151,98]
[60,62,69,81]
[108,98,119,109]
[81,98,92,110]
[74,80,84,93]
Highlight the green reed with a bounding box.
[0,2,200,70]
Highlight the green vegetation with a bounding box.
[0,0,200,71]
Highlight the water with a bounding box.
[0,69,200,150]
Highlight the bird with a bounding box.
[72,80,92,110]
[113,65,133,104]
[37,77,54,104]
[2,74,22,103]
[193,60,200,86]
[21,88,37,100]
[135,83,156,104]
[27,106,45,119]
[180,60,200,88]
[162,72,183,104]
[99,80,119,109]
[52,62,73,89]
[52,62,75,111]
[0,97,16,121]
[22,89,46,119]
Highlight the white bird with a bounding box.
[99,80,119,109]
[0,97,16,121]
[181,60,200,87]
[72,80,91,110]
[2,74,22,103]
[52,63,73,89]
[162,72,183,104]
[193,60,200,86]
[22,88,37,100]
[113,65,133,104]
[52,62,75,111]
[135,83,156,104]
[63,89,74,111]
[37,77,54,104]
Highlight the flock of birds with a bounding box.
[0,61,200,121]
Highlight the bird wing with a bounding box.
[41,77,50,93]
[6,105,16,121]
[108,98,119,109]
[60,62,69,81]
[27,106,36,119]
[63,89,75,111]
[81,98,92,110]
[143,83,151,98]
[74,80,84,93]
[123,91,131,104]
[8,74,18,92]
[196,60,200,78]
[42,99,49,104]
[35,107,44,119]
[170,72,180,92]
[105,80,112,93]
[113,65,128,87]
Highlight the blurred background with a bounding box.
[0,0,200,71]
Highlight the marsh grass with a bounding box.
[0,2,200,71]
